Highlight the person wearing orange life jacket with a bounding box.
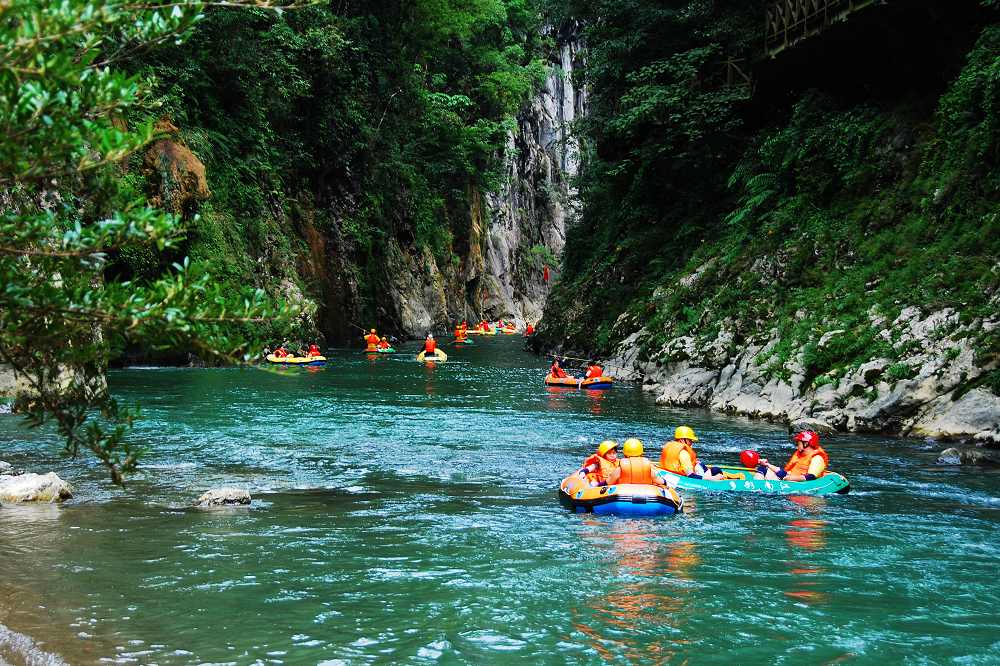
[377,337,391,350]
[660,426,725,480]
[577,440,620,487]
[273,344,290,358]
[525,323,535,336]
[308,343,322,357]
[363,328,380,352]
[423,333,437,355]
[454,325,467,341]
[755,430,829,481]
[582,361,604,380]
[549,358,568,378]
[608,439,668,486]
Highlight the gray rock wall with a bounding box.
[378,27,584,336]
[605,305,1000,443]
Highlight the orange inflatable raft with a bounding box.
[544,374,614,390]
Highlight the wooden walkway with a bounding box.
[765,0,883,58]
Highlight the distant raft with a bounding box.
[559,472,683,516]
[544,374,614,390]
[655,466,850,495]
[416,349,448,362]
[266,354,326,366]
[466,328,497,336]
[500,327,517,335]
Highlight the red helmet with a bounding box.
[739,449,760,468]
[793,430,819,447]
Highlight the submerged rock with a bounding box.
[0,472,73,503]
[937,446,1000,466]
[195,487,252,507]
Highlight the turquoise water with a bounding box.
[1,339,999,664]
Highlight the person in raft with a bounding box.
[550,358,568,378]
[577,440,620,487]
[607,438,668,486]
[423,333,438,356]
[378,337,391,350]
[364,328,380,351]
[659,426,725,480]
[754,430,829,481]
[582,360,604,380]
[273,344,289,358]
[525,322,535,335]
[307,343,322,357]
[454,324,467,341]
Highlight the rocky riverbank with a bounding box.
[603,304,1000,444]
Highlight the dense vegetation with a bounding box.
[122,0,548,341]
[538,1,999,394]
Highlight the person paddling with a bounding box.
[755,431,829,482]
[364,328,380,352]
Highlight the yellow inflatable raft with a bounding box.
[416,349,448,362]
[266,354,327,366]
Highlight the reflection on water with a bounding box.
[784,495,828,604]
[574,520,697,663]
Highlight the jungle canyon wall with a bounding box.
[120,8,582,353]
[536,2,1000,443]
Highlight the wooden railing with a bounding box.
[765,0,882,57]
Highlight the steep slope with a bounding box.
[536,2,999,441]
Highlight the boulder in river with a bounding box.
[195,487,252,507]
[789,418,836,435]
[0,472,73,503]
[936,446,1000,466]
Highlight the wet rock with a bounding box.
[0,472,73,503]
[789,418,836,435]
[0,461,12,475]
[142,118,210,218]
[910,389,1000,441]
[937,446,1000,466]
[195,487,251,507]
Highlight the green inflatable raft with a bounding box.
[655,465,850,495]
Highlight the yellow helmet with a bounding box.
[597,440,618,457]
[623,437,644,457]
[674,425,698,442]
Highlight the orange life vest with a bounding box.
[377,340,390,349]
[365,333,379,350]
[308,344,321,357]
[274,347,288,358]
[455,327,466,340]
[550,364,567,378]
[617,457,654,485]
[525,325,535,335]
[784,445,829,476]
[583,454,619,485]
[424,339,436,353]
[660,440,698,475]
[585,365,603,379]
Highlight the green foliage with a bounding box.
[138,1,546,318]
[0,0,297,483]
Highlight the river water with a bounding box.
[1,338,998,664]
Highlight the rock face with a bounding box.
[603,305,1000,443]
[143,118,211,217]
[0,472,73,503]
[369,27,584,337]
[195,487,252,507]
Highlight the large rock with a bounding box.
[195,487,251,507]
[789,418,836,435]
[910,389,1000,441]
[937,446,1000,466]
[142,118,210,218]
[0,472,73,503]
